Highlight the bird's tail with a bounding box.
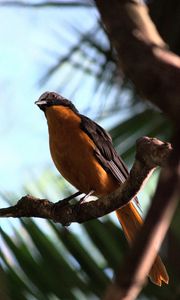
[115,202,169,286]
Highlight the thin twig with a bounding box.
[0,137,172,226]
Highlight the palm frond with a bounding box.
[1,170,179,300]
[1,1,179,299]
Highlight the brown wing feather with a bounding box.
[80,115,141,208]
[80,115,129,183]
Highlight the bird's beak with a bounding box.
[35,99,46,106]
[35,99,47,111]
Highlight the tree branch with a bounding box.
[103,132,179,300]
[0,137,172,225]
[94,1,180,299]
[95,0,180,124]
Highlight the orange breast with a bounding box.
[46,106,118,196]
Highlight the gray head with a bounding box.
[35,91,79,113]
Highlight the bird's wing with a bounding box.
[80,115,129,183]
[80,115,141,209]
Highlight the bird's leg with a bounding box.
[55,190,94,211]
[74,190,95,215]
[56,191,82,207]
[79,190,95,204]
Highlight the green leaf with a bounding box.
[50,221,110,296]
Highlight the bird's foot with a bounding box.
[75,190,95,215]
[79,190,94,204]
[56,191,82,208]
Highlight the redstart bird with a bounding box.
[35,91,169,286]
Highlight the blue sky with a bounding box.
[0,4,97,193]
[0,3,155,221]
[0,3,156,257]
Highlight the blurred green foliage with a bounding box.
[1,1,180,299]
[1,171,180,299]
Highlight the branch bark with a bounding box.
[103,133,179,300]
[0,137,171,225]
[95,0,180,124]
[94,1,180,299]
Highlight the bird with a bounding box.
[35,91,169,286]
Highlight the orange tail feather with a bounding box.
[116,202,169,286]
